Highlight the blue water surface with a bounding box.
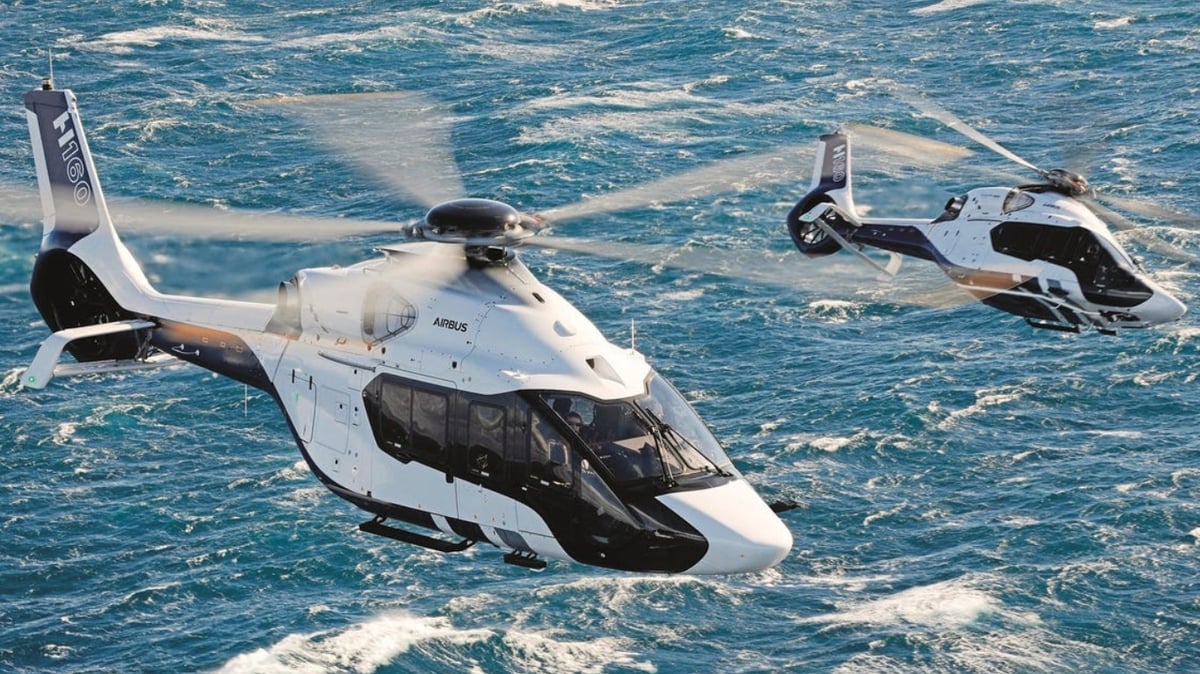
[1,1,1198,672]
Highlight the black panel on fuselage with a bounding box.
[359,373,710,572]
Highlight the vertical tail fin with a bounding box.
[24,80,152,361]
[786,131,858,257]
[806,130,857,214]
[24,80,115,249]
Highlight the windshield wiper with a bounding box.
[645,414,731,479]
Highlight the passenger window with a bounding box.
[366,379,412,461]
[411,389,448,460]
[468,402,505,477]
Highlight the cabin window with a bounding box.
[535,375,732,492]
[411,389,448,460]
[467,402,505,477]
[990,222,1151,302]
[373,380,412,460]
[362,375,450,467]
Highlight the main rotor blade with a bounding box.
[524,235,810,288]
[891,85,1046,177]
[537,127,973,225]
[0,180,404,241]
[1092,192,1200,230]
[1083,197,1200,264]
[844,123,974,170]
[536,148,803,224]
[107,200,406,241]
[0,181,42,224]
[252,91,466,209]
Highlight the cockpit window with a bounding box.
[990,221,1151,305]
[537,374,733,491]
[1002,189,1035,214]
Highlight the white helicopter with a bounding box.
[18,79,816,575]
[786,100,1191,334]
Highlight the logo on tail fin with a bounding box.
[51,109,93,208]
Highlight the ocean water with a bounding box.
[1,1,1199,672]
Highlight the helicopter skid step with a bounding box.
[358,515,476,553]
[503,550,548,570]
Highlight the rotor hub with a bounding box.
[1044,168,1090,197]
[418,198,535,246]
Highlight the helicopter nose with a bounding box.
[1141,288,1187,325]
[658,479,793,574]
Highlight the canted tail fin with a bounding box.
[24,80,116,249]
[786,131,859,257]
[23,80,155,364]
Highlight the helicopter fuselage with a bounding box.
[21,84,793,575]
[787,131,1186,333]
[248,243,793,573]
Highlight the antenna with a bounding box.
[630,319,636,351]
[42,50,55,90]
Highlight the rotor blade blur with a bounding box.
[885,279,982,309]
[0,181,43,224]
[253,91,466,209]
[527,235,981,310]
[536,148,803,224]
[0,180,403,241]
[525,235,807,287]
[890,85,1045,176]
[845,124,974,170]
[1084,198,1200,264]
[106,200,404,241]
[1093,192,1200,230]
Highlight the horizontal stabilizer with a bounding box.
[23,319,163,389]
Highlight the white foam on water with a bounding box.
[933,383,1030,431]
[501,631,655,674]
[277,25,424,50]
[910,0,990,16]
[533,0,622,9]
[1095,16,1134,30]
[829,626,1106,674]
[87,25,267,53]
[50,422,79,446]
[656,288,706,302]
[799,576,1113,670]
[213,611,492,674]
[212,608,655,674]
[798,575,1013,630]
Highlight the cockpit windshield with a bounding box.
[537,373,734,490]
